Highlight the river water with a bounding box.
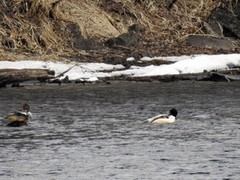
[0,81,239,180]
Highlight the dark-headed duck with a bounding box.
[147,108,178,124]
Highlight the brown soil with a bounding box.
[0,0,239,63]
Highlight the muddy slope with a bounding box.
[0,0,239,61]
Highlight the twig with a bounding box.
[55,64,77,78]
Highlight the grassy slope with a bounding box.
[0,0,235,61]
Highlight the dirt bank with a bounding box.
[0,0,240,63]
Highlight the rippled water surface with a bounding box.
[0,81,239,180]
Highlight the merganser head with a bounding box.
[22,103,30,112]
[169,108,178,117]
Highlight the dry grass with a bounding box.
[0,0,236,60]
[221,0,239,11]
[0,0,65,54]
[60,0,121,38]
[95,0,223,43]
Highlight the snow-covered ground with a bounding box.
[0,54,240,81]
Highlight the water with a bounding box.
[0,81,239,180]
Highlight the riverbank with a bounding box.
[1,1,240,62]
[0,54,240,87]
[1,1,240,87]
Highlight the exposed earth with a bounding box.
[1,0,240,65]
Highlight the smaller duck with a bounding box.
[147,108,178,124]
[5,103,33,127]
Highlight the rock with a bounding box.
[62,76,70,83]
[75,78,88,85]
[235,2,240,19]
[186,35,235,50]
[205,72,240,82]
[208,72,231,82]
[11,83,23,87]
[66,23,101,50]
[205,21,223,37]
[207,7,240,39]
[104,24,141,48]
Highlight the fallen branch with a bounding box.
[54,64,77,78]
[0,69,55,86]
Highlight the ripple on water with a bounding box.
[0,82,239,180]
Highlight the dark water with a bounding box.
[0,81,239,180]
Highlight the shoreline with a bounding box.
[1,54,240,87]
[1,70,240,89]
[1,79,240,92]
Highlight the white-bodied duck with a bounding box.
[4,103,33,127]
[147,108,178,124]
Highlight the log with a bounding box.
[186,35,235,50]
[0,69,55,86]
[100,73,210,82]
[100,69,240,82]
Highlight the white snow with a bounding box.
[111,54,240,77]
[126,57,135,61]
[141,54,240,76]
[0,61,124,81]
[0,54,240,81]
[140,55,197,62]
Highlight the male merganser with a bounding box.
[147,108,178,124]
[5,103,33,127]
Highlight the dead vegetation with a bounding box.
[0,0,238,61]
[0,0,65,54]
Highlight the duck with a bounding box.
[147,108,178,124]
[4,103,33,127]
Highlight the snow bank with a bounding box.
[0,54,240,81]
[140,54,240,76]
[0,61,124,81]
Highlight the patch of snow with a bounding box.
[140,56,153,61]
[0,54,240,81]
[88,77,99,82]
[126,57,135,61]
[141,54,240,76]
[140,55,197,62]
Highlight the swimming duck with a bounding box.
[4,103,33,127]
[147,108,178,124]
